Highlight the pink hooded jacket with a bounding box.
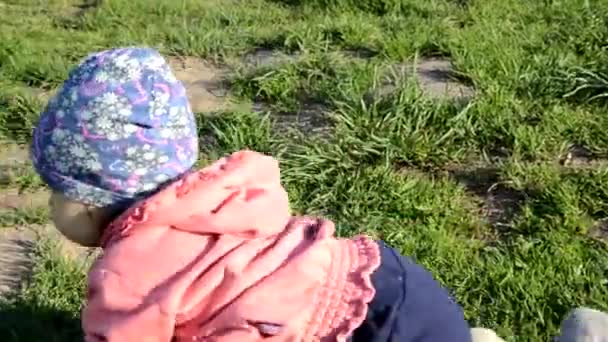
[83,150,381,341]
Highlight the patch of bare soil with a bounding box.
[268,102,333,138]
[0,227,35,296]
[589,219,608,243]
[62,0,103,17]
[25,87,55,103]
[376,58,474,102]
[0,188,49,212]
[0,143,29,165]
[168,57,235,115]
[239,47,374,68]
[0,143,31,186]
[448,166,527,231]
[559,144,608,169]
[0,143,96,297]
[241,48,300,68]
[415,59,474,99]
[342,48,378,60]
[0,224,97,297]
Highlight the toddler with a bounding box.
[31,47,472,341]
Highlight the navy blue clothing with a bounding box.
[348,241,472,342]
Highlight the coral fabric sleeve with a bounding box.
[82,151,380,341]
[84,269,173,342]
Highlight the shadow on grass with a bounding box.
[448,166,528,232]
[0,301,82,342]
[0,233,87,341]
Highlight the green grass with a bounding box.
[0,239,87,342]
[0,206,49,228]
[1,0,608,341]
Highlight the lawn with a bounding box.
[0,0,607,341]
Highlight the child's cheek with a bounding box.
[50,193,102,247]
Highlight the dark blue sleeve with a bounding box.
[348,241,472,342]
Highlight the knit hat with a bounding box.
[31,47,198,209]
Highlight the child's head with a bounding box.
[30,47,199,246]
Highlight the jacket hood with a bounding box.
[101,150,291,247]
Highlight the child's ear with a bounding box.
[49,192,104,247]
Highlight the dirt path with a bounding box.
[0,144,95,298]
[168,57,233,114]
[0,227,35,296]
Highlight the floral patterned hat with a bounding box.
[31,47,198,209]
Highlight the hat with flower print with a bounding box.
[30,47,198,209]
